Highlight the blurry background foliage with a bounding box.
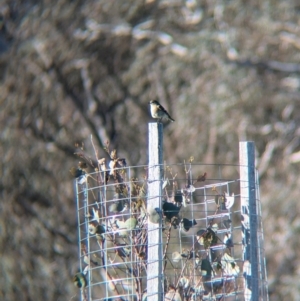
[0,0,300,300]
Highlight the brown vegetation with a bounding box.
[1,0,300,300]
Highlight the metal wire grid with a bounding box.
[74,163,268,301]
[75,164,149,301]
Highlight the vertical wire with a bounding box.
[218,165,224,297]
[204,179,211,296]
[256,169,269,301]
[204,185,208,229]
[85,178,92,301]
[75,179,82,275]
[75,178,86,301]
[178,168,183,274]
[190,163,196,288]
[102,173,108,300]
[225,181,230,297]
[255,169,262,297]
[127,165,133,301]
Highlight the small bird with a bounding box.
[149,100,175,122]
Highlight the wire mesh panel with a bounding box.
[75,164,149,301]
[74,161,268,301]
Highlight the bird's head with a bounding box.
[149,100,159,105]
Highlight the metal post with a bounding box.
[147,123,163,301]
[239,141,259,300]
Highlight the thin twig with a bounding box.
[163,223,172,261]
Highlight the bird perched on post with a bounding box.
[149,100,175,122]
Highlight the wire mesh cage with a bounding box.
[74,157,269,301]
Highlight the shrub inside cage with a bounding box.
[75,161,261,301]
